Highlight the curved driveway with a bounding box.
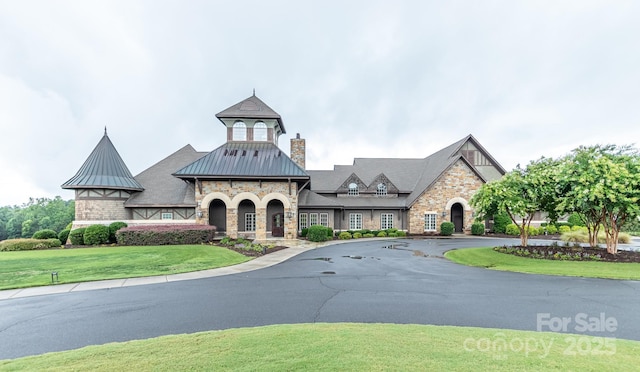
[1,238,639,360]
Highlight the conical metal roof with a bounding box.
[61,129,144,191]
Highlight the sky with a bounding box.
[1,0,639,207]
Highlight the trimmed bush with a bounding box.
[58,229,71,244]
[109,222,128,243]
[492,212,511,234]
[558,225,571,234]
[116,224,217,246]
[440,222,454,236]
[363,233,375,238]
[545,225,558,235]
[353,232,362,239]
[300,228,309,238]
[396,230,407,237]
[307,225,328,242]
[377,231,387,237]
[84,224,110,246]
[338,232,352,240]
[567,213,585,227]
[0,238,62,251]
[326,227,333,239]
[471,222,485,236]
[69,228,86,245]
[32,229,58,239]
[505,223,520,236]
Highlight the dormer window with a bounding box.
[233,121,246,141]
[376,183,387,196]
[254,122,267,141]
[348,183,359,196]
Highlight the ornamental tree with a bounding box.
[557,145,640,254]
[471,157,560,247]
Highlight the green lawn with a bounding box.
[1,323,638,371]
[0,245,250,290]
[445,247,640,280]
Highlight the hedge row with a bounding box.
[0,238,62,252]
[67,222,128,245]
[116,225,217,246]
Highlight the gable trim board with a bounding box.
[63,94,505,237]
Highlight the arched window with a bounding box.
[254,122,267,141]
[233,121,246,141]
[376,183,387,196]
[348,182,359,196]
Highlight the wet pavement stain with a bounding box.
[321,271,336,274]
[302,257,333,262]
[342,255,363,259]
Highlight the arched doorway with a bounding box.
[451,203,464,233]
[266,199,285,237]
[208,199,227,232]
[237,199,256,236]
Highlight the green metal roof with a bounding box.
[61,130,144,191]
[173,142,308,179]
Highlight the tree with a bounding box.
[471,157,560,246]
[558,145,640,254]
[0,197,75,240]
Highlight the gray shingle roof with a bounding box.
[61,131,143,191]
[216,94,286,134]
[125,145,207,207]
[173,142,309,179]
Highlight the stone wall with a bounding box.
[408,159,483,234]
[74,198,130,221]
[290,134,306,170]
[197,180,299,241]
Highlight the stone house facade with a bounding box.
[62,94,505,239]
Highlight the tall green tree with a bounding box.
[471,157,560,246]
[558,145,640,254]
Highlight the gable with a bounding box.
[336,173,367,193]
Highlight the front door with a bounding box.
[451,203,464,233]
[272,213,284,237]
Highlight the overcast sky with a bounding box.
[1,0,639,206]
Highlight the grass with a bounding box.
[0,245,250,290]
[1,323,638,371]
[445,247,640,280]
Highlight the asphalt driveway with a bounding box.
[1,237,639,360]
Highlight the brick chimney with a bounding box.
[290,133,306,170]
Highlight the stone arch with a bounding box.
[231,192,263,209]
[445,197,471,211]
[201,192,232,209]
[261,192,292,210]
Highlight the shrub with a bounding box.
[300,228,309,238]
[385,228,398,235]
[109,222,128,243]
[326,227,333,239]
[69,228,86,245]
[396,230,407,237]
[32,229,58,239]
[307,225,328,242]
[58,229,71,244]
[567,213,585,227]
[377,231,387,237]
[471,223,485,236]
[338,232,352,240]
[440,222,454,236]
[116,225,217,246]
[505,224,520,236]
[84,224,110,245]
[0,238,62,251]
[545,225,558,235]
[492,212,511,234]
[363,233,375,238]
[353,232,362,239]
[558,225,571,234]
[561,230,587,243]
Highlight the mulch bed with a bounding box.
[224,245,289,257]
[494,245,640,263]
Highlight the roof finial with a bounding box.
[252,88,255,96]
[104,126,107,136]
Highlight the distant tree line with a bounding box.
[0,197,75,241]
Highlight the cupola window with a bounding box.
[233,121,246,141]
[254,122,267,141]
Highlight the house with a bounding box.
[62,94,505,240]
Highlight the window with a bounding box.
[245,212,256,231]
[376,183,387,196]
[299,213,308,230]
[310,213,318,226]
[254,122,267,141]
[320,213,329,227]
[348,183,359,196]
[233,121,246,141]
[424,213,437,232]
[381,213,393,230]
[349,213,362,230]
[161,212,173,220]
